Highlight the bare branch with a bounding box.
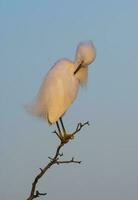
[33,190,47,199]
[58,152,63,157]
[26,121,89,200]
[52,130,62,141]
[39,168,43,173]
[26,142,64,200]
[56,157,81,165]
[72,121,90,136]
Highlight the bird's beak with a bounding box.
[74,63,82,75]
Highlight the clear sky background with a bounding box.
[0,0,138,199]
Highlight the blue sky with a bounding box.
[0,0,138,199]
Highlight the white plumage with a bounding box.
[27,41,96,125]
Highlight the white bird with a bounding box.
[27,41,96,142]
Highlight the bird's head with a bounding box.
[75,41,96,70]
[74,41,96,84]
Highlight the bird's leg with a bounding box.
[59,117,74,142]
[59,117,66,136]
[56,121,63,139]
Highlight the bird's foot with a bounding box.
[61,133,74,144]
[53,130,74,144]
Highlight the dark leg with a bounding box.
[56,121,61,134]
[60,117,66,135]
[55,121,64,140]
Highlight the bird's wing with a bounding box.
[45,60,79,123]
[29,60,80,124]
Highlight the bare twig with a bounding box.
[56,157,81,165]
[72,121,90,136]
[32,190,47,199]
[26,121,89,200]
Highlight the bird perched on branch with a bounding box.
[27,41,96,142]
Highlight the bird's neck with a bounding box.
[74,65,88,85]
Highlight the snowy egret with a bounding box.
[27,41,96,142]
